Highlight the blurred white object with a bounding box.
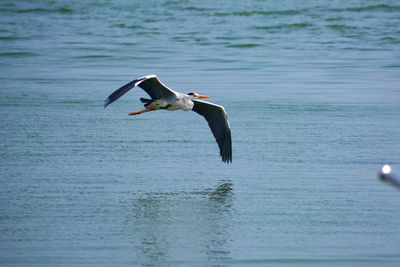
[379,165,400,189]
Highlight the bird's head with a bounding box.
[187,92,211,99]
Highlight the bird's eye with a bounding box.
[187,92,195,96]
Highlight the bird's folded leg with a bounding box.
[128,107,157,116]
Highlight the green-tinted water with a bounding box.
[1,0,400,265]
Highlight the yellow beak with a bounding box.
[196,94,211,99]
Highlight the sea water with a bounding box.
[1,0,400,265]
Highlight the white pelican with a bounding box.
[104,75,232,163]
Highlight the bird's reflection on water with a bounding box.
[209,181,234,203]
[122,180,234,265]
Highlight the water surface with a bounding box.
[1,0,400,265]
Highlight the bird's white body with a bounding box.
[147,93,194,111]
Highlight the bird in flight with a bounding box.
[104,75,232,163]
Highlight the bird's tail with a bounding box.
[140,98,152,104]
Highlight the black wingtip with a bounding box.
[104,98,110,108]
[221,130,232,164]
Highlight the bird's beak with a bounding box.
[196,94,211,99]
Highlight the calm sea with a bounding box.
[1,0,400,265]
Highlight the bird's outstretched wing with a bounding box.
[192,100,232,163]
[104,75,177,108]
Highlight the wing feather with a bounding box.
[192,100,232,163]
[137,75,177,99]
[104,75,177,107]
